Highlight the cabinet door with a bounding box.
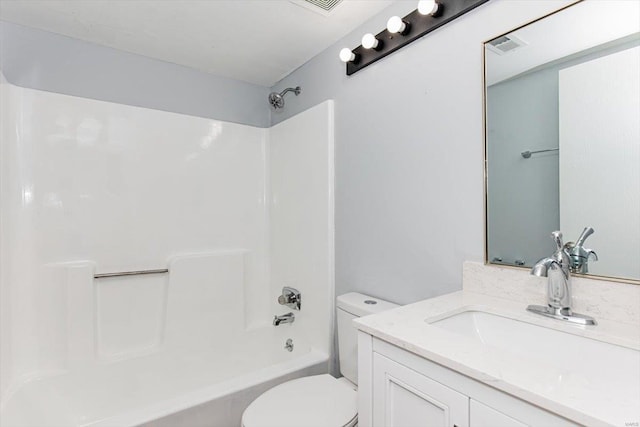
[373,353,469,427]
[470,400,527,427]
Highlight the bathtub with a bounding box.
[0,254,332,427]
[1,332,328,427]
[0,250,334,427]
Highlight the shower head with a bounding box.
[268,86,301,109]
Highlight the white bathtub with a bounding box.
[1,334,328,427]
[0,254,331,427]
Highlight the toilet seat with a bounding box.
[241,374,357,427]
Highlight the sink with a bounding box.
[429,310,640,395]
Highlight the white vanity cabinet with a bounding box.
[359,332,578,427]
[373,353,469,427]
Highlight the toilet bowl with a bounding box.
[241,293,398,427]
[242,374,357,427]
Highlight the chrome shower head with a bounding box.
[268,86,301,109]
[268,92,285,109]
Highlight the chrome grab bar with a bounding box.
[521,148,559,158]
[94,269,168,279]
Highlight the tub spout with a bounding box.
[273,312,295,326]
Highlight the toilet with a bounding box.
[241,292,398,427]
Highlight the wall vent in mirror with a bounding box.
[486,35,527,55]
[484,0,640,283]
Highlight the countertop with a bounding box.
[354,290,640,427]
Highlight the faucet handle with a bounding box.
[576,227,595,246]
[551,231,564,251]
[278,287,301,310]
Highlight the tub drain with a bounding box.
[284,338,294,352]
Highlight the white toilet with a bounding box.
[241,292,398,427]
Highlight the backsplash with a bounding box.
[463,261,640,325]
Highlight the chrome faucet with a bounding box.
[527,231,597,325]
[278,287,301,310]
[564,227,598,274]
[273,312,295,326]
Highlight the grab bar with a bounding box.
[521,148,559,158]
[491,258,526,267]
[94,269,168,279]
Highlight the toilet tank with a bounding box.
[336,293,398,385]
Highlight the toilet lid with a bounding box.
[242,374,357,427]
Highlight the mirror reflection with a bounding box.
[484,0,640,282]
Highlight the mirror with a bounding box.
[484,0,640,283]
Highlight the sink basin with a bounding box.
[429,310,640,396]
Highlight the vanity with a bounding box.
[355,262,640,427]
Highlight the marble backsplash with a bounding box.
[463,261,640,325]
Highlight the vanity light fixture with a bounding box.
[386,16,410,35]
[417,0,442,16]
[339,0,489,76]
[362,33,382,50]
[339,47,358,63]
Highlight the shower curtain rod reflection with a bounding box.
[521,148,559,158]
[94,268,169,279]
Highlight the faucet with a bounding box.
[273,312,295,326]
[564,227,598,274]
[277,287,301,310]
[527,231,597,325]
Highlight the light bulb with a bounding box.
[417,0,440,16]
[339,48,356,63]
[362,33,380,50]
[387,16,407,34]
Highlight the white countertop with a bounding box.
[354,290,640,427]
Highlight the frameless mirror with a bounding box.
[484,0,640,282]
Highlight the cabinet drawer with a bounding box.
[470,399,527,427]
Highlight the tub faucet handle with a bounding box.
[278,287,301,310]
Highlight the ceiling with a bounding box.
[0,0,398,87]
[485,0,640,86]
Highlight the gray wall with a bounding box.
[487,67,560,267]
[0,21,270,127]
[270,0,575,305]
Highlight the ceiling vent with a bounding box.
[289,0,344,16]
[486,34,528,55]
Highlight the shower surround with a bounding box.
[0,76,335,426]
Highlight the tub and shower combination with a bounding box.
[0,76,335,426]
